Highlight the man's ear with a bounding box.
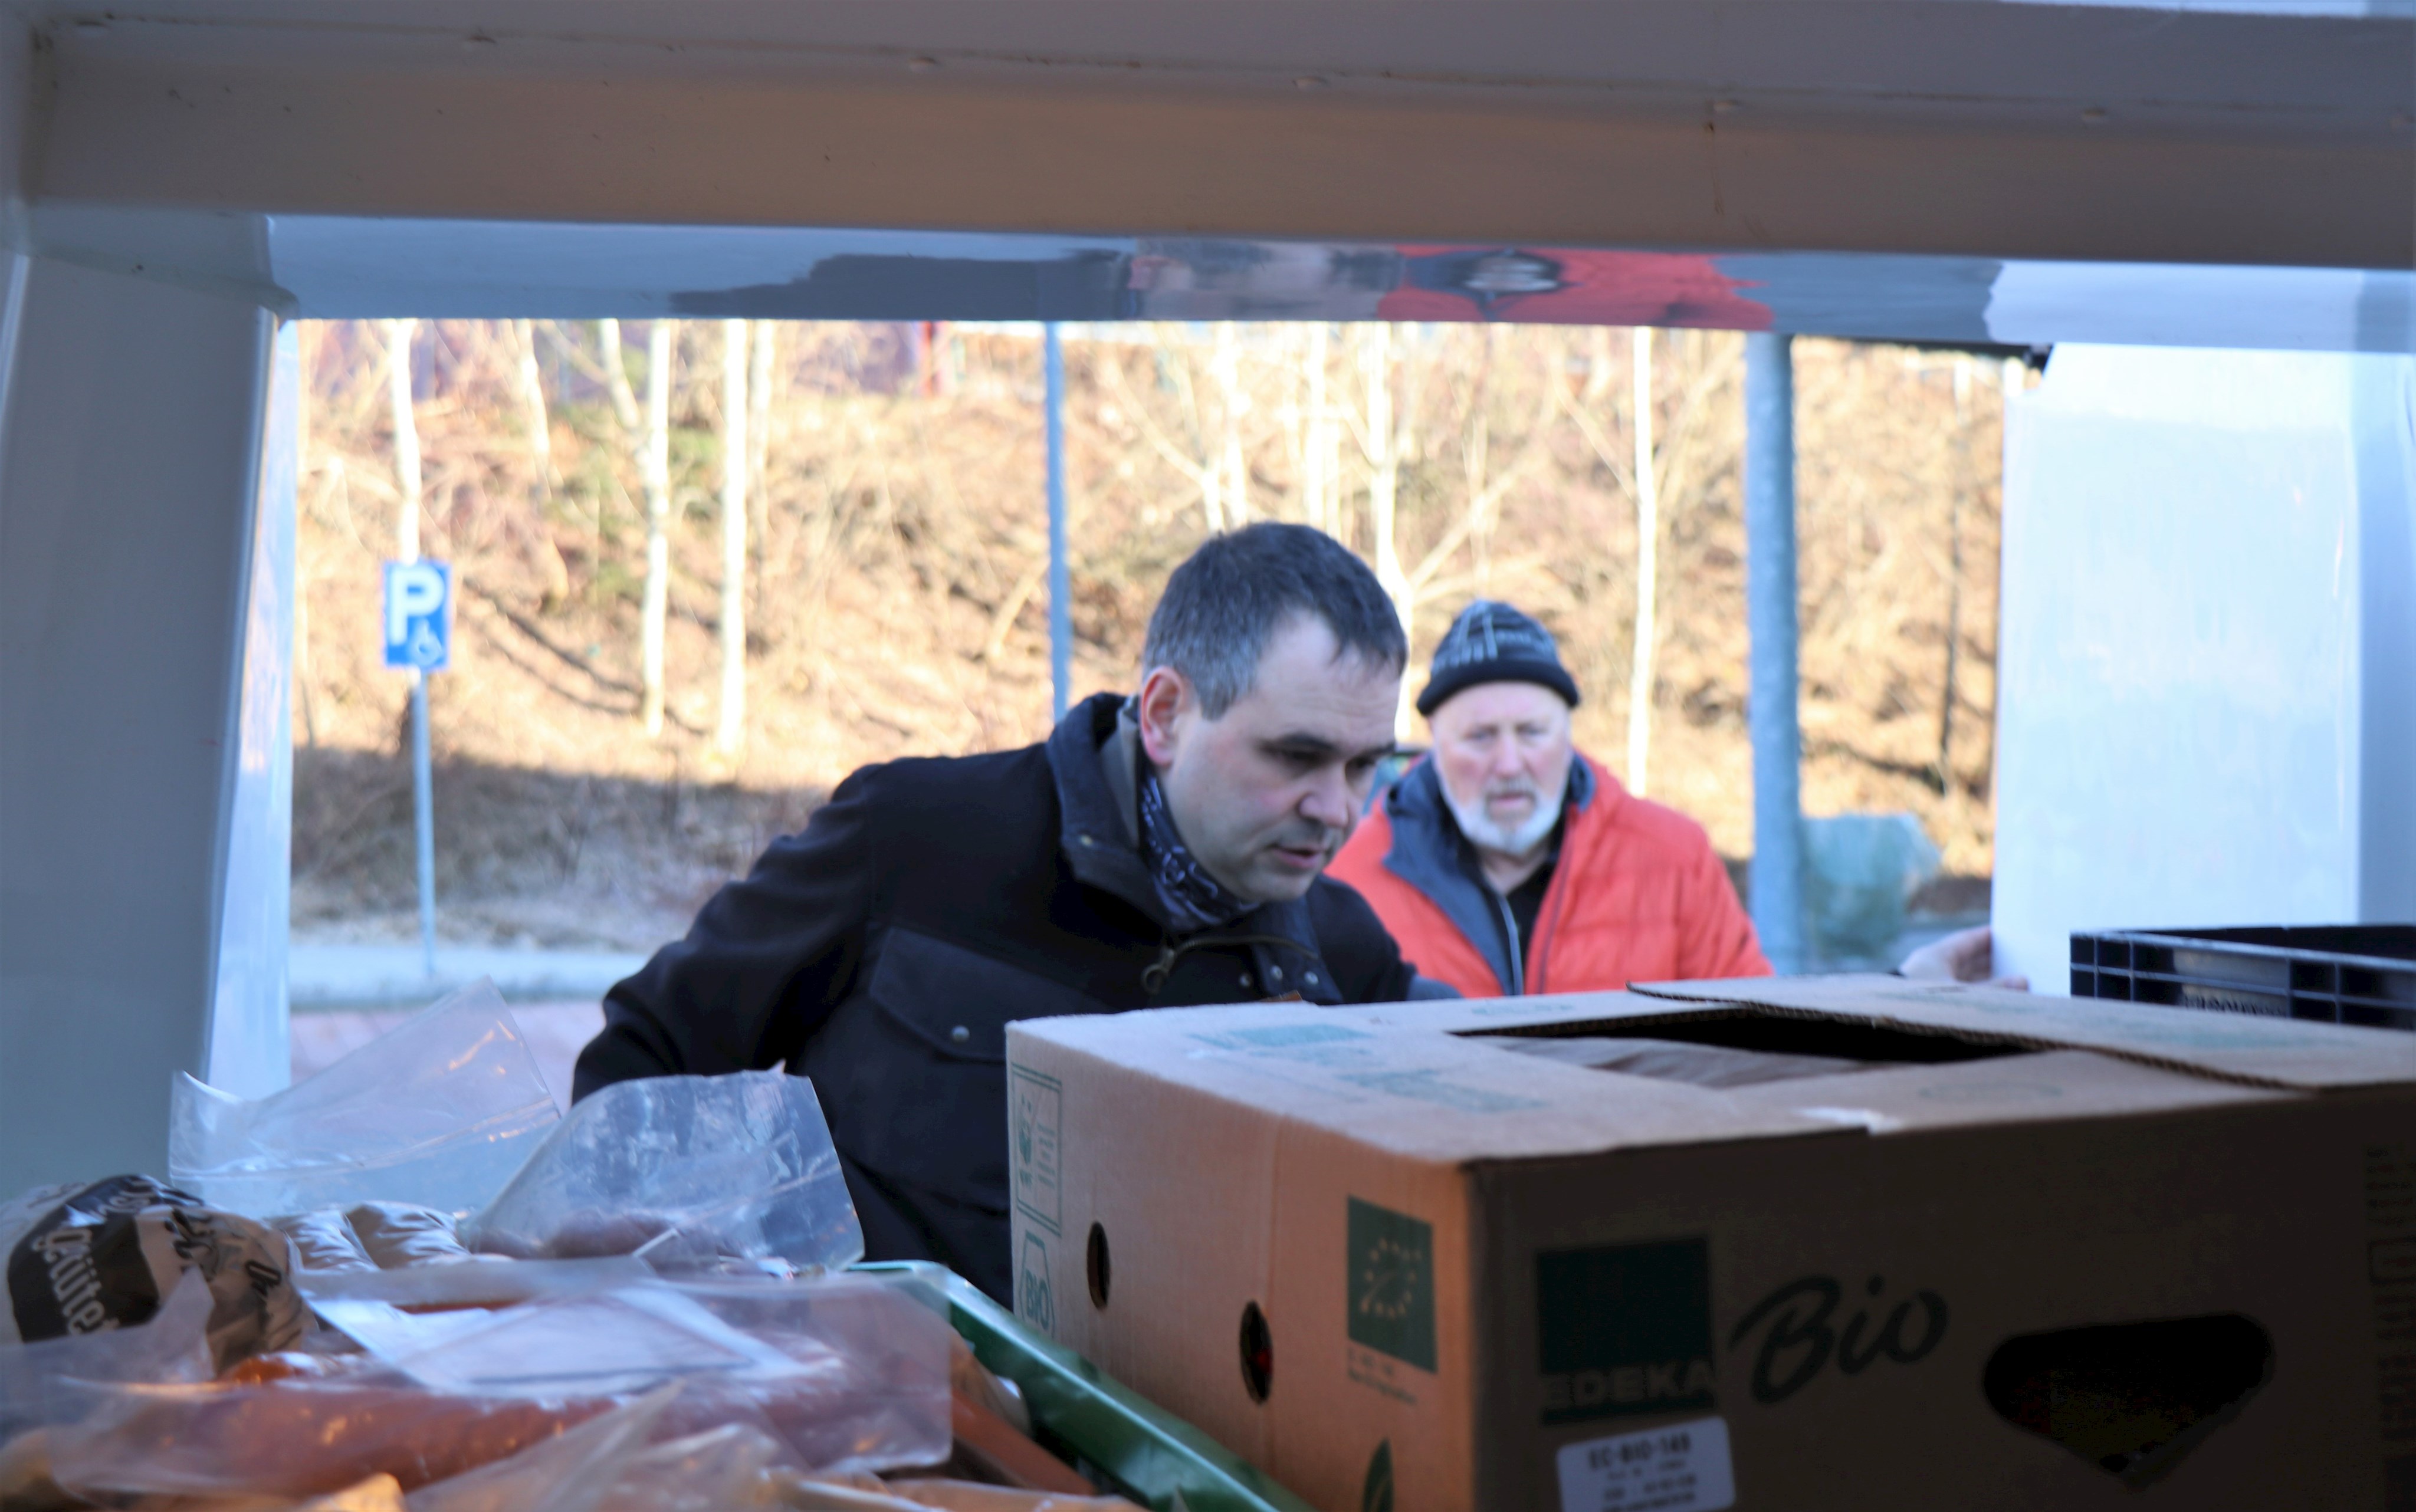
[1135,665,1193,765]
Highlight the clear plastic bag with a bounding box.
[170,980,560,1218]
[0,1175,306,1369]
[1802,812,1944,964]
[405,1386,677,1512]
[463,1073,862,1278]
[0,1265,213,1445]
[41,1276,951,1500]
[592,1423,790,1512]
[42,1357,610,1499]
[660,1277,951,1474]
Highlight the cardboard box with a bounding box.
[1005,976,2416,1511]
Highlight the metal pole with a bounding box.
[1045,323,1070,721]
[1745,333,1806,974]
[411,671,436,978]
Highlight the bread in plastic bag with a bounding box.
[404,1386,677,1512]
[780,1478,1140,1511]
[346,1202,501,1269]
[275,1209,379,1273]
[0,1266,216,1512]
[0,1174,305,1371]
[589,1422,789,1512]
[41,1352,601,1499]
[169,979,560,1219]
[41,1276,950,1499]
[463,1073,861,1278]
[881,1485,1143,1511]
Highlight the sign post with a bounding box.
[382,560,451,978]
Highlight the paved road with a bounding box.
[288,943,645,1011]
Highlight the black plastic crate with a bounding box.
[2072,925,2416,1031]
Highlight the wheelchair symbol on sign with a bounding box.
[382,560,452,673]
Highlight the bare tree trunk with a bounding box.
[1160,329,1223,532]
[1584,326,1616,406]
[1465,327,1499,593]
[598,319,642,432]
[1304,323,1334,534]
[1938,356,1971,795]
[1360,324,1415,738]
[1212,321,1249,525]
[640,321,674,737]
[717,320,750,756]
[1626,327,1659,798]
[512,318,553,501]
[382,318,422,559]
[749,319,776,577]
[513,320,572,606]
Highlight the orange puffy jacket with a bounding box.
[1328,753,1771,997]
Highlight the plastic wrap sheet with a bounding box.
[40,1277,950,1500]
[169,981,560,1219]
[464,1073,862,1278]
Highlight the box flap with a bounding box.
[1628,975,2416,1091]
[1009,1003,1837,1165]
[1719,1048,2290,1133]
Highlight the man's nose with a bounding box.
[1299,768,1353,831]
[1489,741,1527,780]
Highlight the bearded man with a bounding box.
[1328,600,1771,997]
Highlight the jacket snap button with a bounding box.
[1268,965,1284,982]
[950,1025,971,1043]
[1306,972,1319,986]
[1239,973,1254,990]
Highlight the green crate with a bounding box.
[855,1263,1316,1512]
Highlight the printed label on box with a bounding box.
[1348,1198,1437,1372]
[1010,1066,1062,1237]
[1555,1416,1734,1512]
[1537,1238,1717,1424]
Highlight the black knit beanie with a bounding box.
[1416,600,1582,717]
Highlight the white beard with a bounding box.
[1443,773,1567,860]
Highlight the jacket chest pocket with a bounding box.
[865,926,1104,1062]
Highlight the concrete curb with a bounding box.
[290,944,646,1010]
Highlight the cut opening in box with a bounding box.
[1466,1010,2033,1090]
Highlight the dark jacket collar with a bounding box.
[1377,754,1593,993]
[1048,692,1159,919]
[1044,693,1338,999]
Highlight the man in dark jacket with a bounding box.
[574,523,1441,1301]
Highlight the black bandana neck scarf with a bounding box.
[1137,765,1253,934]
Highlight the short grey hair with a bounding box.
[1141,523,1407,718]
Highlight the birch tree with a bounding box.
[1099,332,1224,533]
[717,320,750,756]
[749,318,777,590]
[1211,322,1249,524]
[382,318,422,559]
[511,318,553,502]
[1302,324,1337,535]
[1357,323,1416,737]
[1626,327,1660,798]
[640,321,674,736]
[597,319,642,432]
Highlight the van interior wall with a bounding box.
[0,257,272,1193]
[288,320,2004,951]
[1992,345,2416,990]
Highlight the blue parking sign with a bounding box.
[383,560,452,672]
